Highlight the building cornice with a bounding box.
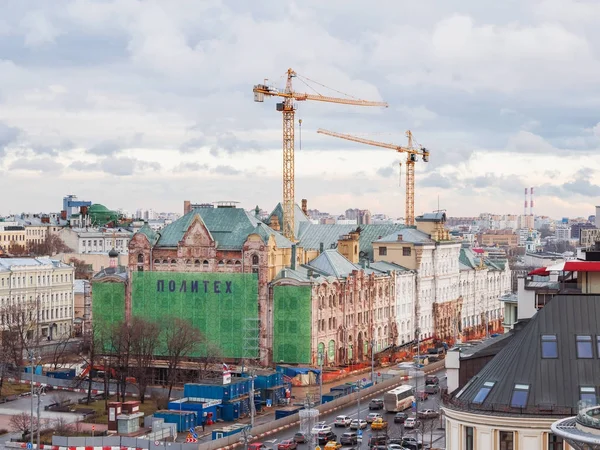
[442,405,563,429]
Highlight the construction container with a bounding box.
[329,384,354,396]
[321,391,344,404]
[153,410,197,433]
[167,398,219,426]
[212,423,247,440]
[121,401,141,414]
[184,379,251,401]
[275,406,303,420]
[221,402,241,421]
[46,368,76,379]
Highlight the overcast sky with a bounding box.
[2,0,600,219]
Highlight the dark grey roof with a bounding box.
[416,211,446,222]
[456,295,600,412]
[458,332,515,360]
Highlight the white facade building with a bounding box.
[555,226,571,241]
[0,258,75,339]
[58,228,133,255]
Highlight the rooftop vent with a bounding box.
[214,201,239,209]
[397,234,403,241]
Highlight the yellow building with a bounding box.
[0,222,26,252]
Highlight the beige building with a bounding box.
[0,257,75,340]
[478,230,519,247]
[580,228,600,249]
[0,222,26,252]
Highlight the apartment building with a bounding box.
[0,258,75,340]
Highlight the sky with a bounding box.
[2,0,600,219]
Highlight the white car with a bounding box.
[366,412,382,423]
[349,419,368,430]
[404,417,418,429]
[311,422,332,434]
[334,415,352,427]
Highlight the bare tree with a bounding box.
[9,412,32,438]
[81,322,106,404]
[107,321,133,403]
[49,333,76,370]
[28,234,73,256]
[130,317,160,403]
[197,342,223,380]
[68,257,93,280]
[7,241,27,256]
[163,317,201,398]
[1,301,38,373]
[52,417,74,436]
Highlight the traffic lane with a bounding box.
[252,369,446,447]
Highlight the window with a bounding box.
[541,335,558,358]
[547,433,564,450]
[577,335,593,358]
[137,253,144,263]
[580,386,597,405]
[378,247,387,256]
[252,254,259,265]
[402,247,411,256]
[473,381,495,404]
[499,431,514,450]
[511,384,529,408]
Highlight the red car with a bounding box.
[248,444,268,450]
[416,390,429,401]
[278,439,298,450]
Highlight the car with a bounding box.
[311,423,332,434]
[424,384,439,394]
[425,375,439,385]
[404,417,418,429]
[368,435,389,446]
[417,409,439,419]
[317,431,337,445]
[277,439,297,450]
[293,432,306,443]
[369,398,384,410]
[340,432,358,445]
[415,391,428,401]
[366,412,382,423]
[350,418,368,430]
[248,444,268,450]
[371,418,388,431]
[387,445,409,450]
[394,412,408,424]
[401,437,423,449]
[324,442,342,450]
[334,415,352,427]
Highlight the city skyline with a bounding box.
[2,1,600,217]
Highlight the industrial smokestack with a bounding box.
[524,188,528,217]
[530,187,534,216]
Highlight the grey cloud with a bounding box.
[10,157,63,172]
[376,166,394,178]
[69,161,100,171]
[137,160,161,171]
[88,140,122,156]
[173,162,209,172]
[180,137,209,154]
[209,132,263,157]
[99,157,159,176]
[212,165,241,176]
[419,172,455,189]
[0,123,20,157]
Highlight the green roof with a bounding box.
[268,203,311,237]
[138,223,159,245]
[153,207,293,249]
[296,223,405,260]
[307,249,358,278]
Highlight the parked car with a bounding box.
[277,439,297,450]
[293,432,306,443]
[401,436,423,449]
[369,398,384,410]
[366,412,382,423]
[394,412,408,424]
[387,445,409,450]
[424,384,439,394]
[340,432,358,445]
[371,418,388,431]
[404,417,418,429]
[415,391,428,401]
[417,409,439,419]
[312,422,332,434]
[317,431,337,445]
[350,418,368,430]
[334,415,352,427]
[425,375,439,385]
[248,444,268,450]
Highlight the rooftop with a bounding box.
[0,258,72,271]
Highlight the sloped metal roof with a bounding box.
[456,295,600,412]
[268,203,311,237]
[375,228,434,245]
[297,223,405,260]
[307,249,359,278]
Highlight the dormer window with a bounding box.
[473,381,495,404]
[541,335,558,358]
[510,384,529,408]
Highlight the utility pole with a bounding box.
[36,385,43,447]
[318,351,323,405]
[370,340,375,384]
[29,351,34,448]
[357,379,362,420]
[250,369,256,429]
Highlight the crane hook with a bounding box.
[298,119,303,150]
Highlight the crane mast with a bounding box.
[254,69,387,240]
[316,129,429,226]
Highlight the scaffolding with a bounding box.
[299,399,319,450]
[243,317,260,361]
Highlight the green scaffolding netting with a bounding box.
[273,285,312,363]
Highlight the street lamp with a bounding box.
[28,351,41,448]
[317,351,324,405]
[370,340,375,384]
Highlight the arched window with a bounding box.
[170,259,176,266]
[252,254,259,265]
[203,260,209,268]
[235,260,242,266]
[194,260,201,266]
[154,259,160,264]
[137,253,144,264]
[186,259,191,266]
[218,260,224,267]
[226,260,232,266]
[162,259,168,264]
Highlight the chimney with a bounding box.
[291,244,297,270]
[269,215,280,231]
[184,200,191,215]
[307,268,313,278]
[397,234,403,241]
[81,206,88,216]
[60,210,67,220]
[338,233,359,264]
[319,242,324,254]
[301,199,308,217]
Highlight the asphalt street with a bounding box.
[248,370,447,450]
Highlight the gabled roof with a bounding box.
[307,249,358,278]
[152,207,291,249]
[296,223,405,260]
[375,228,434,245]
[416,211,446,222]
[456,295,600,412]
[369,260,410,273]
[268,203,311,238]
[138,223,159,245]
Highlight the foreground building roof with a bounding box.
[453,294,600,415]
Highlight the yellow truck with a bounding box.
[371,418,388,431]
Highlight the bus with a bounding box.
[383,385,415,412]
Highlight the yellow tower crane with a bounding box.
[316,129,430,226]
[253,68,388,240]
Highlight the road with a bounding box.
[205,369,446,449]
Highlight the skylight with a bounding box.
[511,384,530,408]
[473,381,495,404]
[541,335,558,358]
